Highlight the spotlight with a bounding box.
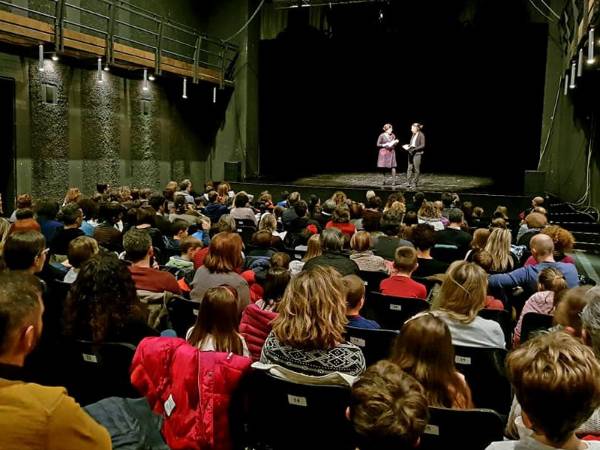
[38,44,44,72]
[51,54,59,62]
[148,74,155,81]
[143,69,148,91]
[97,57,103,83]
[182,77,188,99]
[569,61,576,89]
[578,48,583,77]
[587,28,595,64]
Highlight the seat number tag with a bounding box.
[82,353,98,363]
[455,356,471,365]
[424,424,440,436]
[164,394,176,417]
[287,395,307,407]
[390,304,402,311]
[349,337,366,347]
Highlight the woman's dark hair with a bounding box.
[411,223,435,251]
[234,192,250,209]
[35,199,60,220]
[136,205,156,227]
[412,192,426,210]
[78,198,99,221]
[98,202,123,224]
[174,195,187,214]
[308,195,321,215]
[366,196,382,210]
[148,193,166,211]
[349,202,363,220]
[263,267,291,306]
[380,209,403,236]
[294,200,308,218]
[57,203,82,226]
[332,205,351,224]
[362,210,382,232]
[404,211,418,226]
[3,231,45,270]
[63,252,143,342]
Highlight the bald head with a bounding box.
[532,196,544,207]
[531,233,555,261]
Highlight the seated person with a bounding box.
[516,212,547,247]
[350,360,429,450]
[259,266,366,379]
[0,271,111,450]
[3,230,47,275]
[164,219,189,259]
[489,234,579,299]
[410,223,450,277]
[165,236,202,271]
[433,208,472,261]
[204,190,229,224]
[391,312,473,409]
[487,332,600,450]
[432,261,505,349]
[123,228,181,294]
[380,247,427,299]
[230,191,257,226]
[470,250,509,310]
[93,201,123,253]
[325,204,357,239]
[303,228,359,276]
[343,274,381,329]
[523,225,576,266]
[349,231,388,273]
[63,236,99,283]
[9,209,41,234]
[186,286,250,357]
[49,203,84,256]
[373,209,414,261]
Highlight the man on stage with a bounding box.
[402,123,425,190]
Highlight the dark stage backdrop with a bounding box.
[259,1,548,191]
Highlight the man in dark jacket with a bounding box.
[204,190,228,224]
[303,228,359,276]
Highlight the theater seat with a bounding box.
[420,406,504,450]
[366,292,430,329]
[244,370,355,450]
[520,312,553,343]
[478,308,512,348]
[452,345,512,416]
[345,326,399,366]
[165,296,199,338]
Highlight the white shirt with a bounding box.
[487,437,600,450]
[410,132,418,147]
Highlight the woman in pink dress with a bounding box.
[377,123,399,186]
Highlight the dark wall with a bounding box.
[259,1,548,191]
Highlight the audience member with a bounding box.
[344,274,380,329]
[390,312,473,408]
[165,236,202,271]
[49,203,84,256]
[434,208,472,259]
[147,192,171,235]
[417,201,445,231]
[432,261,505,348]
[373,209,414,261]
[326,204,356,239]
[174,179,194,204]
[230,191,257,225]
[289,233,321,276]
[350,231,388,273]
[3,230,47,274]
[411,223,450,277]
[93,201,123,252]
[303,228,359,276]
[259,266,366,379]
[465,228,490,261]
[0,272,111,449]
[484,228,516,274]
[34,198,62,242]
[258,213,285,248]
[553,286,593,338]
[63,236,99,283]
[380,247,427,299]
[9,209,41,234]
[524,225,575,266]
[516,212,547,247]
[350,360,428,450]
[9,193,32,223]
[190,232,250,313]
[164,219,190,259]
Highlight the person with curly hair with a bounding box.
[524,225,575,266]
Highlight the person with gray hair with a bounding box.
[302,228,359,276]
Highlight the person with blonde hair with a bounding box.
[487,332,600,450]
[483,228,515,274]
[432,260,505,349]
[465,228,490,261]
[349,231,388,273]
[417,201,444,231]
[391,313,473,409]
[289,233,322,276]
[260,266,366,377]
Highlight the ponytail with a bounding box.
[538,267,568,294]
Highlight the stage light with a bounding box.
[143,69,148,91]
[564,73,569,96]
[213,86,217,104]
[51,54,59,62]
[182,77,188,99]
[103,65,110,72]
[148,74,155,81]
[578,48,584,77]
[569,62,576,89]
[38,44,44,72]
[97,57,103,82]
[587,28,595,64]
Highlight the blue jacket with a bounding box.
[488,261,579,297]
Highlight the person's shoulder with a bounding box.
[10,382,70,412]
[485,441,516,450]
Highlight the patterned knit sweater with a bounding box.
[259,332,366,377]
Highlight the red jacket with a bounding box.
[130,337,252,450]
[239,304,278,361]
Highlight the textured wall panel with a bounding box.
[130,82,160,189]
[81,70,122,192]
[29,60,70,200]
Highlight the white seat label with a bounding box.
[349,337,366,347]
[390,304,402,311]
[455,355,472,365]
[424,424,440,436]
[82,353,98,363]
[287,395,308,407]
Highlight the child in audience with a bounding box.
[380,246,427,299]
[63,236,99,283]
[165,236,202,271]
[289,233,321,276]
[471,250,508,310]
[349,360,429,450]
[164,219,189,257]
[343,274,381,329]
[513,267,568,346]
[391,312,473,409]
[187,286,250,357]
[487,332,600,450]
[553,286,593,338]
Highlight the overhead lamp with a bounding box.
[38,44,44,72]
[143,69,148,91]
[569,61,576,89]
[182,77,188,99]
[564,73,569,96]
[213,86,217,103]
[578,48,584,77]
[103,64,110,72]
[587,28,595,64]
[51,54,59,62]
[148,73,155,81]
[97,57,103,82]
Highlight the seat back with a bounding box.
[478,309,512,348]
[431,244,462,263]
[367,292,430,329]
[236,225,257,246]
[413,276,442,300]
[345,326,399,366]
[64,340,139,406]
[245,371,354,450]
[452,345,511,415]
[521,312,553,343]
[420,407,504,450]
[359,270,389,304]
[166,296,199,338]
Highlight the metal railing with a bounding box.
[0,0,238,85]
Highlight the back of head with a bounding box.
[304,233,323,261]
[68,236,99,269]
[541,225,575,256]
[418,201,440,220]
[0,271,43,358]
[78,198,99,220]
[288,191,301,206]
[484,227,513,272]
[554,286,593,339]
[294,200,308,218]
[179,236,202,254]
[343,274,365,309]
[393,246,417,273]
[381,209,402,236]
[148,193,166,211]
[525,212,548,229]
[531,233,554,258]
[471,228,490,250]
[471,250,493,273]
[322,199,337,215]
[532,196,545,207]
[433,260,487,322]
[34,198,60,219]
[581,287,600,358]
[350,231,372,252]
[16,193,32,210]
[270,252,290,270]
[362,209,382,232]
[234,191,249,208]
[272,266,346,350]
[252,230,273,248]
[58,203,82,226]
[507,332,600,447]
[3,231,45,271]
[351,360,428,450]
[264,267,291,303]
[320,227,344,252]
[538,267,568,294]
[448,208,464,224]
[332,204,350,223]
[440,192,453,208]
[123,228,152,263]
[135,206,156,227]
[205,232,243,273]
[410,223,435,251]
[216,214,236,233]
[170,219,189,237]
